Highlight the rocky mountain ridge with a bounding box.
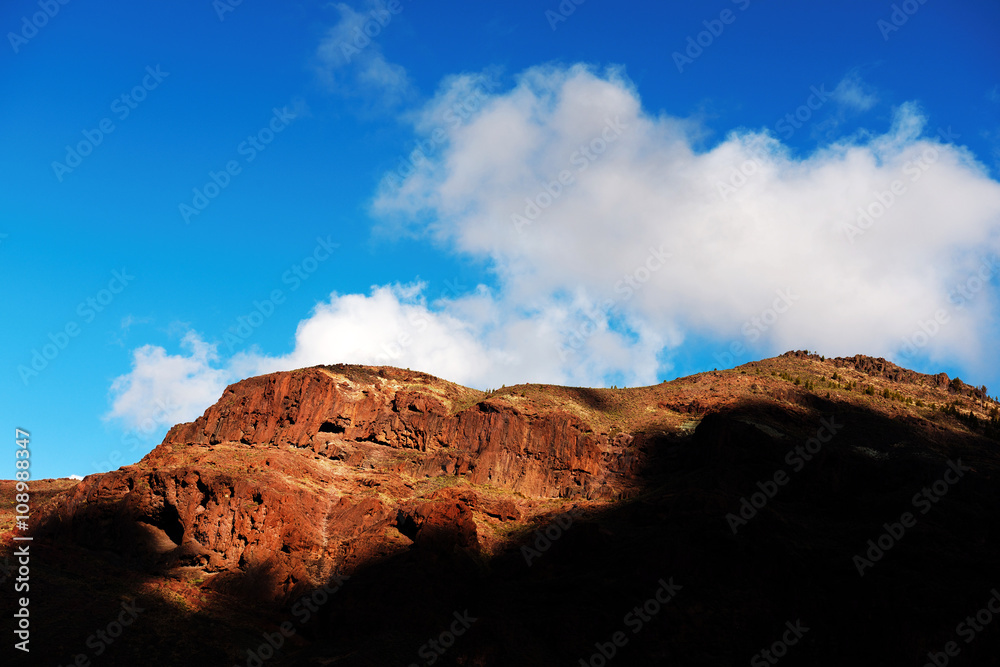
[6,352,1000,666]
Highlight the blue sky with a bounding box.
[3,0,1000,480]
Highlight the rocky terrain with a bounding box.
[4,352,1000,666]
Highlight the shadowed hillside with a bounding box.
[4,352,1000,665]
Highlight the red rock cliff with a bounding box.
[35,365,641,600]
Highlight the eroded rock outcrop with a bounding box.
[34,365,642,600]
[163,365,635,499]
[17,353,1000,666]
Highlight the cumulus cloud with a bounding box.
[315,1,414,106]
[244,283,508,384]
[107,64,1000,429]
[374,64,1000,371]
[106,331,231,430]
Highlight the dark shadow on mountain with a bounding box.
[273,397,1000,666]
[12,397,1000,666]
[562,386,617,413]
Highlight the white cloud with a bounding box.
[831,71,879,112]
[244,284,505,384]
[233,280,659,389]
[376,64,1000,370]
[315,2,414,106]
[106,331,231,430]
[107,64,1000,430]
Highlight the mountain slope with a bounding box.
[5,352,1000,665]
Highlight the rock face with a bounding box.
[35,365,644,602]
[164,365,638,499]
[781,350,966,391]
[14,355,1000,665]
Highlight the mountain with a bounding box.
[4,352,1000,666]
